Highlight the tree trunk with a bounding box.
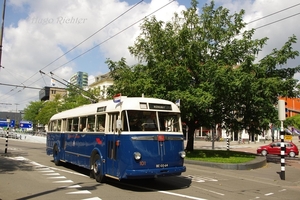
[185,124,196,151]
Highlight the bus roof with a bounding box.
[50,97,180,120]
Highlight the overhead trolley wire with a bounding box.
[2,1,300,104]
[50,0,176,73]
[21,0,145,87]
[246,2,300,24]
[0,0,145,101]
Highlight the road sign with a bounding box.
[19,121,33,128]
[284,135,293,141]
[0,119,15,127]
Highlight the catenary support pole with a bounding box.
[280,121,285,180]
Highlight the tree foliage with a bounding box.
[107,0,300,151]
[23,1,300,151]
[23,85,101,128]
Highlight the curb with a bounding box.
[184,156,267,170]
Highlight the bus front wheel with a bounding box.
[53,145,61,166]
[92,154,105,183]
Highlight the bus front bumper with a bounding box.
[124,166,186,179]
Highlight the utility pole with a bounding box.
[0,0,6,69]
[15,103,19,125]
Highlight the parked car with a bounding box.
[257,141,299,157]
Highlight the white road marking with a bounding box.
[192,185,225,196]
[47,176,67,179]
[49,166,89,177]
[38,170,55,173]
[82,197,102,200]
[53,180,74,183]
[30,161,44,166]
[186,175,218,183]
[7,156,28,161]
[118,181,207,200]
[43,173,61,176]
[57,185,82,189]
[158,191,207,200]
[265,193,274,196]
[35,167,51,171]
[66,190,91,194]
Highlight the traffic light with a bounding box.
[278,100,286,121]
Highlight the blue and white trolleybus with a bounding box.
[46,96,186,182]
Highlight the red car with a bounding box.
[257,141,299,157]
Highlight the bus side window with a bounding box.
[62,119,67,131]
[57,120,62,131]
[87,115,95,132]
[108,113,119,132]
[97,114,106,132]
[79,117,87,132]
[50,121,56,131]
[72,117,79,131]
[67,119,72,131]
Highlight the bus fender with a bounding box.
[90,148,104,166]
[90,148,106,182]
[53,142,62,166]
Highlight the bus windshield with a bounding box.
[126,110,180,132]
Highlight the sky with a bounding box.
[0,0,299,114]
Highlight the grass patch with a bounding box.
[186,149,256,163]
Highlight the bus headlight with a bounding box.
[179,151,186,159]
[133,152,142,160]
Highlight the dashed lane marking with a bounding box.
[4,156,102,199]
[58,185,82,189]
[43,173,61,176]
[46,176,67,179]
[66,190,92,194]
[52,180,74,183]
[186,175,218,183]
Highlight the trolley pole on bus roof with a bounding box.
[278,100,286,180]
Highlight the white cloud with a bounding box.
[0,0,187,112]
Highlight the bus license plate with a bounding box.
[156,164,168,168]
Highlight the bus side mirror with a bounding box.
[117,119,122,134]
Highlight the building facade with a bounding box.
[279,97,300,117]
[39,86,67,101]
[88,72,113,99]
[69,71,88,88]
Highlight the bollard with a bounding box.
[4,128,9,154]
[226,137,230,151]
[280,131,285,180]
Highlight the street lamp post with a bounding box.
[4,117,10,154]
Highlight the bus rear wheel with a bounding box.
[92,154,105,183]
[53,145,61,166]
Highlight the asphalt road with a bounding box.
[1,139,300,200]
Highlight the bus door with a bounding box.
[106,112,120,177]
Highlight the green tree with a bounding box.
[23,101,45,125]
[107,0,300,151]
